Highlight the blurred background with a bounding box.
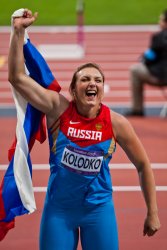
[0,0,167,25]
[0,1,167,250]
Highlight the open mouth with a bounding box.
[85,90,97,97]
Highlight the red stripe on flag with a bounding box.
[0,220,15,241]
[47,79,61,92]
[0,180,6,220]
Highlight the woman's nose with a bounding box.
[88,80,96,87]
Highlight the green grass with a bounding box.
[0,0,166,25]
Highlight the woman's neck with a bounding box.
[75,103,101,119]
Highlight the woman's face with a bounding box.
[73,67,104,108]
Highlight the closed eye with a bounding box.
[81,76,90,82]
[80,77,103,83]
[95,78,103,83]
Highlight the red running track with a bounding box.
[0,27,167,250]
[0,117,167,250]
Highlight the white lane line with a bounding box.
[0,56,6,67]
[0,101,166,108]
[113,186,167,191]
[0,25,159,33]
[110,163,167,169]
[0,92,12,97]
[34,187,47,192]
[1,164,166,192]
[33,186,167,192]
[1,163,167,170]
[0,89,165,98]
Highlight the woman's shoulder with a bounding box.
[110,110,133,139]
[47,96,70,128]
[110,109,128,124]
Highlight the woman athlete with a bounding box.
[8,9,160,250]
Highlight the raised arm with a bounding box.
[111,111,161,237]
[8,9,69,122]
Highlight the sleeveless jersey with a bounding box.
[47,102,116,207]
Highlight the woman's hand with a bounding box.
[13,9,38,30]
[143,212,161,236]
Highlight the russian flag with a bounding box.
[0,9,61,241]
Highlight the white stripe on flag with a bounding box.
[12,88,36,213]
[10,8,36,213]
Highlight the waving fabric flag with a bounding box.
[0,9,61,241]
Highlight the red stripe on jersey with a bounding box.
[60,102,114,147]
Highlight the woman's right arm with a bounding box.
[8,9,69,118]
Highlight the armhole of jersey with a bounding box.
[108,108,117,144]
[59,101,73,121]
[49,117,60,130]
[48,101,73,130]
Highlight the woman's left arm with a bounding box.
[111,112,161,236]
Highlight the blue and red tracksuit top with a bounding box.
[47,101,116,207]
